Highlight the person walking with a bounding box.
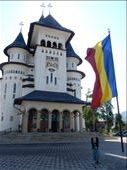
[91,136,99,165]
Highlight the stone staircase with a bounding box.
[0,132,98,144]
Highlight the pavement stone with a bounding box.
[0,142,121,170]
[0,133,126,170]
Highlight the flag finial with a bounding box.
[107,28,110,34]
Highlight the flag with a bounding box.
[85,34,118,108]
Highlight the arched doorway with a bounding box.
[28,108,37,132]
[52,110,59,132]
[63,110,70,132]
[40,109,49,132]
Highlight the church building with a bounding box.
[0,9,86,133]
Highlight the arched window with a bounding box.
[47,41,51,47]
[41,39,46,47]
[58,43,63,49]
[53,42,57,48]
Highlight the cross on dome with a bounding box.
[47,3,52,15]
[40,3,45,16]
[19,21,24,32]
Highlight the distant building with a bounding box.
[0,11,87,133]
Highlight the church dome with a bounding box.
[4,32,29,56]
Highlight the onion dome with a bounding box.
[4,32,29,56]
[66,43,82,65]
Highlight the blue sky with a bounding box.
[0,1,126,113]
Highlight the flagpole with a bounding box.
[108,29,124,153]
[116,96,124,153]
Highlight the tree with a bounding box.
[83,89,95,131]
[114,113,125,131]
[97,101,114,133]
[83,105,94,131]
[83,88,114,133]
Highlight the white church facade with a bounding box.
[0,11,87,133]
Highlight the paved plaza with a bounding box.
[0,134,126,170]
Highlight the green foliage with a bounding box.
[83,105,94,131]
[83,89,114,133]
[97,101,114,132]
[113,114,126,131]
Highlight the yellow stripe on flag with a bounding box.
[94,42,112,104]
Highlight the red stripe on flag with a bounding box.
[85,48,102,108]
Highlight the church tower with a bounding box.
[0,31,30,130]
[27,13,75,93]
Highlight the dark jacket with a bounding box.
[91,137,99,149]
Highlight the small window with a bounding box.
[13,83,16,93]
[47,41,51,47]
[50,73,53,82]
[18,54,20,59]
[41,40,46,46]
[58,43,63,49]
[55,77,57,85]
[10,116,13,121]
[72,63,74,68]
[13,94,15,99]
[53,42,57,48]
[46,76,49,84]
[4,83,7,93]
[1,116,4,121]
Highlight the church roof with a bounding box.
[4,32,29,56]
[27,14,75,46]
[39,14,74,34]
[66,43,82,65]
[14,90,86,105]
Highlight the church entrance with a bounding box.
[51,110,59,132]
[40,109,48,132]
[28,108,37,132]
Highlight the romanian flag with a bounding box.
[85,34,118,108]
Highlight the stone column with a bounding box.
[79,113,83,132]
[22,111,28,133]
[70,112,74,131]
[59,112,63,131]
[76,112,80,132]
[48,111,52,131]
